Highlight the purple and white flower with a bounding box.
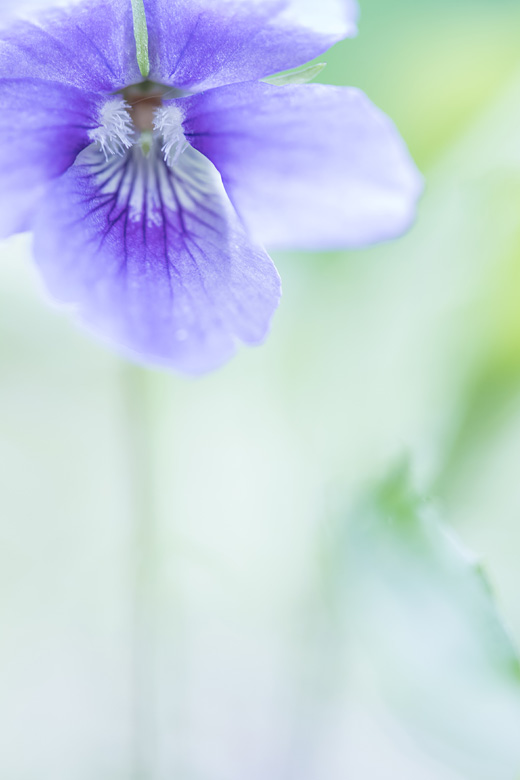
[0,0,422,373]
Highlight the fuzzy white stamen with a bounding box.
[89,98,135,160]
[154,105,188,165]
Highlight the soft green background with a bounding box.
[2,1,520,778]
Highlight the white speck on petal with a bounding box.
[89,97,135,160]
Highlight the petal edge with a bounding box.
[32,144,281,374]
[182,82,423,249]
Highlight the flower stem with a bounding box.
[130,0,150,78]
[120,362,157,779]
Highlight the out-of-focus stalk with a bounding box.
[120,362,157,779]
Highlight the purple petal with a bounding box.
[0,78,102,238]
[181,82,423,249]
[145,0,358,91]
[32,144,281,374]
[0,0,138,92]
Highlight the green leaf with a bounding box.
[131,0,150,79]
[264,63,327,87]
[343,467,520,779]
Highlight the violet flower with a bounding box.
[0,0,421,373]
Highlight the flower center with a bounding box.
[124,83,165,132]
[89,83,188,163]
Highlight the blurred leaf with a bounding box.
[344,467,520,780]
[264,63,327,86]
[429,72,520,495]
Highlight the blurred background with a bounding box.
[2,0,520,777]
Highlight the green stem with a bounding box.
[131,0,150,78]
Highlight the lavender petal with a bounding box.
[181,81,423,249]
[0,78,102,237]
[145,0,358,91]
[32,143,281,373]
